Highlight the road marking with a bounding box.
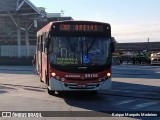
[104,97,113,101]
[116,100,134,105]
[132,102,159,109]
[111,89,160,94]
[112,90,132,93]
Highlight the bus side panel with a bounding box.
[38,50,43,81]
[36,36,41,75]
[41,53,47,82]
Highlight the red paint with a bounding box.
[49,67,111,83]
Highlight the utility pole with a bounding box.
[61,10,64,17]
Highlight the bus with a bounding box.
[151,58,160,65]
[151,53,160,66]
[36,21,115,95]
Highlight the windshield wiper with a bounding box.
[88,38,96,52]
[66,37,76,58]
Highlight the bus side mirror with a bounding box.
[111,37,116,52]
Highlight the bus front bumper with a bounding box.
[48,77,112,91]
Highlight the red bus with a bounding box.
[36,21,115,95]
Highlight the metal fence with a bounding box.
[0,45,36,57]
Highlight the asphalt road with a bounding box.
[0,65,160,120]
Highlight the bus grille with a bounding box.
[65,78,98,82]
[64,83,99,89]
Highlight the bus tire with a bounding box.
[47,88,55,95]
[90,91,98,95]
[40,76,43,82]
[45,71,49,85]
[57,91,64,95]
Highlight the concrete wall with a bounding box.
[0,57,33,65]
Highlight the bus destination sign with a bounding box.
[59,24,104,32]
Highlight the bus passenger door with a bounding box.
[38,35,43,81]
[41,36,48,83]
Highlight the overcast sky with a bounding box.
[30,0,160,43]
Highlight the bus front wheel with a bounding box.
[47,88,55,95]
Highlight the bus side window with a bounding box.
[45,38,48,53]
[42,34,46,53]
[37,36,40,51]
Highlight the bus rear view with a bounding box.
[36,21,115,95]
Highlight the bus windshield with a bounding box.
[49,37,111,66]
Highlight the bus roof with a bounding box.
[37,20,110,36]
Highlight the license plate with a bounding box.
[77,84,87,88]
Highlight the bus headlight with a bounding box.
[107,73,111,77]
[51,72,56,77]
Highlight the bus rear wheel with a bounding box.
[40,76,43,82]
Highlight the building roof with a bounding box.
[0,0,47,44]
[115,42,160,51]
[0,0,46,26]
[0,0,41,14]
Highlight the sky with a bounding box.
[30,0,160,43]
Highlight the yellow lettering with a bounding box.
[57,57,79,65]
